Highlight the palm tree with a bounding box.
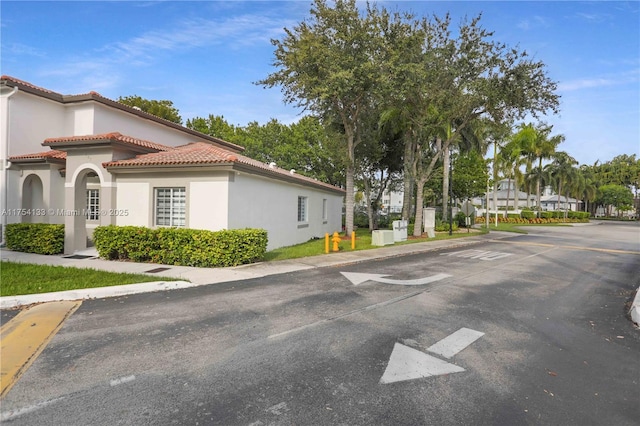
[497,135,527,217]
[515,123,564,216]
[545,151,579,217]
[578,165,598,213]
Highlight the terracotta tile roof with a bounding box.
[105,142,345,194]
[104,142,237,167]
[43,132,173,152]
[1,75,61,96]
[9,150,67,161]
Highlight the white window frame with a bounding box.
[322,198,328,221]
[155,187,186,227]
[297,196,308,223]
[86,189,100,221]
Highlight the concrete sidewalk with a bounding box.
[0,232,513,309]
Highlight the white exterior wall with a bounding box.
[115,182,150,226]
[113,172,231,232]
[112,171,342,250]
[92,104,211,148]
[67,103,95,135]
[228,173,343,250]
[189,180,229,231]
[5,91,67,157]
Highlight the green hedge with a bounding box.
[521,210,536,219]
[93,226,268,267]
[5,223,64,255]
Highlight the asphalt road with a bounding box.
[2,222,639,425]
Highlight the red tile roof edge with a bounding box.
[104,142,345,193]
[43,132,173,152]
[9,150,67,161]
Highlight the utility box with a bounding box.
[372,230,394,246]
[392,220,408,242]
[423,207,436,238]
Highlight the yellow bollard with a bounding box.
[351,230,356,250]
[332,232,341,252]
[325,233,329,254]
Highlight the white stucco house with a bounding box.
[1,76,345,253]
[539,186,581,212]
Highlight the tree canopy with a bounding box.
[117,95,183,124]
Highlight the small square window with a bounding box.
[155,187,186,227]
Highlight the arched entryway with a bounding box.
[22,174,45,223]
[65,165,104,253]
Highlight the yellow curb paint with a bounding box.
[0,300,81,398]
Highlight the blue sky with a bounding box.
[1,1,638,166]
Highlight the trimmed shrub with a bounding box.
[521,210,536,219]
[5,223,64,255]
[435,220,458,232]
[93,226,268,267]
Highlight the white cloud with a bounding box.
[517,15,550,31]
[558,69,639,91]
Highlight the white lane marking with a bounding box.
[426,328,485,359]
[0,397,65,422]
[341,272,451,286]
[268,289,427,338]
[266,402,289,415]
[109,375,136,387]
[440,249,512,261]
[379,343,465,384]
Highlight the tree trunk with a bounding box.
[345,162,355,236]
[514,177,520,214]
[442,143,450,221]
[504,177,511,219]
[414,177,427,237]
[401,136,416,221]
[363,178,374,230]
[536,178,542,217]
[557,183,562,215]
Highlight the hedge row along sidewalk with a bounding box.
[5,223,64,255]
[93,225,268,267]
[4,223,268,267]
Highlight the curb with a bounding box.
[0,280,191,310]
[630,287,640,328]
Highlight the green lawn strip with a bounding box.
[0,261,182,297]
[263,228,486,261]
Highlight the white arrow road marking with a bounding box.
[380,328,485,384]
[379,343,465,384]
[340,272,451,286]
[426,328,485,359]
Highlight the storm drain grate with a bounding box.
[63,255,95,259]
[145,267,171,274]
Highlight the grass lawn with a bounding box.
[263,227,486,261]
[0,261,181,297]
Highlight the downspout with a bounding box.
[1,85,19,246]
